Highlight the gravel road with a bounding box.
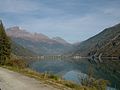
[0,67,59,90]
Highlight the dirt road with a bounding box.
[0,67,59,90]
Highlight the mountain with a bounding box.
[7,26,49,42]
[73,23,120,57]
[6,27,73,55]
[52,37,70,45]
[96,33,120,57]
[11,41,37,57]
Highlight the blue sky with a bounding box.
[0,0,120,43]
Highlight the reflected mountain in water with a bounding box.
[29,58,120,89]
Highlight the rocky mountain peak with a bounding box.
[6,26,49,41]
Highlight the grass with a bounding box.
[1,65,77,90]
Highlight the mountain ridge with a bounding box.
[6,26,73,55]
[6,26,71,44]
[73,23,120,57]
[52,37,70,45]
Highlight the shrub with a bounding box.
[5,58,26,69]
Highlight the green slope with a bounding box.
[11,37,72,55]
[11,41,37,57]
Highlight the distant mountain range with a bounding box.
[6,23,120,57]
[73,23,120,57]
[6,26,74,55]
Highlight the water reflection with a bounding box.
[88,57,120,90]
[29,58,120,89]
[63,70,87,84]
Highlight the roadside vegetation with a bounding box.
[2,64,108,90]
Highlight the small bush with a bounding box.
[5,58,26,69]
[81,77,108,90]
[48,74,59,80]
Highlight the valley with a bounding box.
[0,0,120,90]
[0,20,119,90]
[0,20,120,90]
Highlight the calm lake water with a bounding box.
[29,58,120,89]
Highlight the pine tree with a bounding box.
[0,20,11,64]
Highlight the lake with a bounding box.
[29,58,120,89]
